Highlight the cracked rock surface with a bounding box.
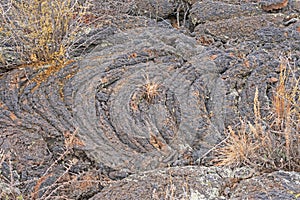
[0,0,299,199]
[91,166,300,200]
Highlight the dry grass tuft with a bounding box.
[213,122,259,167]
[0,0,91,67]
[214,61,300,171]
[142,75,161,103]
[143,81,160,102]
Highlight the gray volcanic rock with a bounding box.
[193,14,284,43]
[190,1,300,126]
[71,27,225,172]
[90,166,300,200]
[0,27,227,198]
[1,24,298,198]
[189,0,262,25]
[0,27,225,176]
[259,0,289,11]
[129,0,178,18]
[0,0,299,199]
[69,15,173,58]
[191,0,300,47]
[90,166,249,200]
[0,15,171,71]
[231,170,300,199]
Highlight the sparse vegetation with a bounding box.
[214,61,300,172]
[0,0,91,67]
[0,0,299,199]
[142,75,161,103]
[143,81,161,103]
[0,129,107,200]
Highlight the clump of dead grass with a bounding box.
[143,81,161,103]
[141,75,161,103]
[0,0,91,67]
[214,61,300,172]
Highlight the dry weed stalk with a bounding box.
[0,151,24,199]
[30,129,85,199]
